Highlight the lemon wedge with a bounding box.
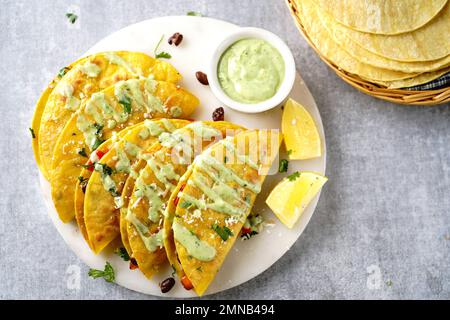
[282,98,321,160]
[266,171,327,228]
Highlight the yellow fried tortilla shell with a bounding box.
[74,124,135,244]
[74,120,172,245]
[312,0,450,62]
[126,121,245,279]
[32,57,89,173]
[297,0,419,81]
[166,129,282,296]
[84,119,191,254]
[366,67,450,89]
[39,51,181,180]
[314,0,447,35]
[317,7,450,73]
[50,77,198,223]
[163,167,194,279]
[119,161,147,256]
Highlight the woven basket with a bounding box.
[286,0,450,106]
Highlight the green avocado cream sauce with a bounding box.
[218,38,285,104]
[173,221,216,261]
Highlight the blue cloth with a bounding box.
[406,72,450,90]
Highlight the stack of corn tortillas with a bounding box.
[294,0,450,89]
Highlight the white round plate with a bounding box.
[40,16,326,297]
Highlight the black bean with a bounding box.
[196,71,209,85]
[168,32,183,46]
[212,107,225,121]
[129,258,139,270]
[160,277,176,293]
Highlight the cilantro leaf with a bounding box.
[66,13,78,24]
[154,35,171,59]
[77,148,88,157]
[119,96,132,114]
[94,162,113,176]
[88,262,115,283]
[212,224,233,241]
[179,201,192,209]
[93,123,104,135]
[100,163,113,175]
[187,11,202,16]
[92,137,105,150]
[287,171,301,181]
[241,230,258,240]
[115,247,130,262]
[278,159,288,173]
[58,67,70,78]
[155,52,172,59]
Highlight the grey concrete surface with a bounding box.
[0,0,449,300]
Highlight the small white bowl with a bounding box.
[208,27,296,114]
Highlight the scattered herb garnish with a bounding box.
[155,51,171,59]
[95,163,113,176]
[287,171,301,181]
[154,35,172,59]
[115,247,130,261]
[66,12,78,24]
[171,264,176,277]
[78,176,89,193]
[29,128,36,139]
[278,159,289,173]
[119,96,132,114]
[179,201,192,209]
[386,280,393,287]
[196,266,203,273]
[88,262,115,283]
[187,11,202,16]
[77,176,87,183]
[241,230,258,240]
[77,148,88,157]
[88,123,105,150]
[92,137,105,150]
[287,149,293,156]
[58,67,70,78]
[109,187,119,197]
[93,123,104,135]
[212,224,233,241]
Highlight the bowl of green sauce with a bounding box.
[209,27,296,113]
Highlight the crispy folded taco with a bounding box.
[83,119,191,253]
[74,125,136,244]
[32,57,89,173]
[164,129,282,296]
[126,121,244,278]
[50,77,198,223]
[38,51,181,180]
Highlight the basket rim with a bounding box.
[286,0,450,106]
